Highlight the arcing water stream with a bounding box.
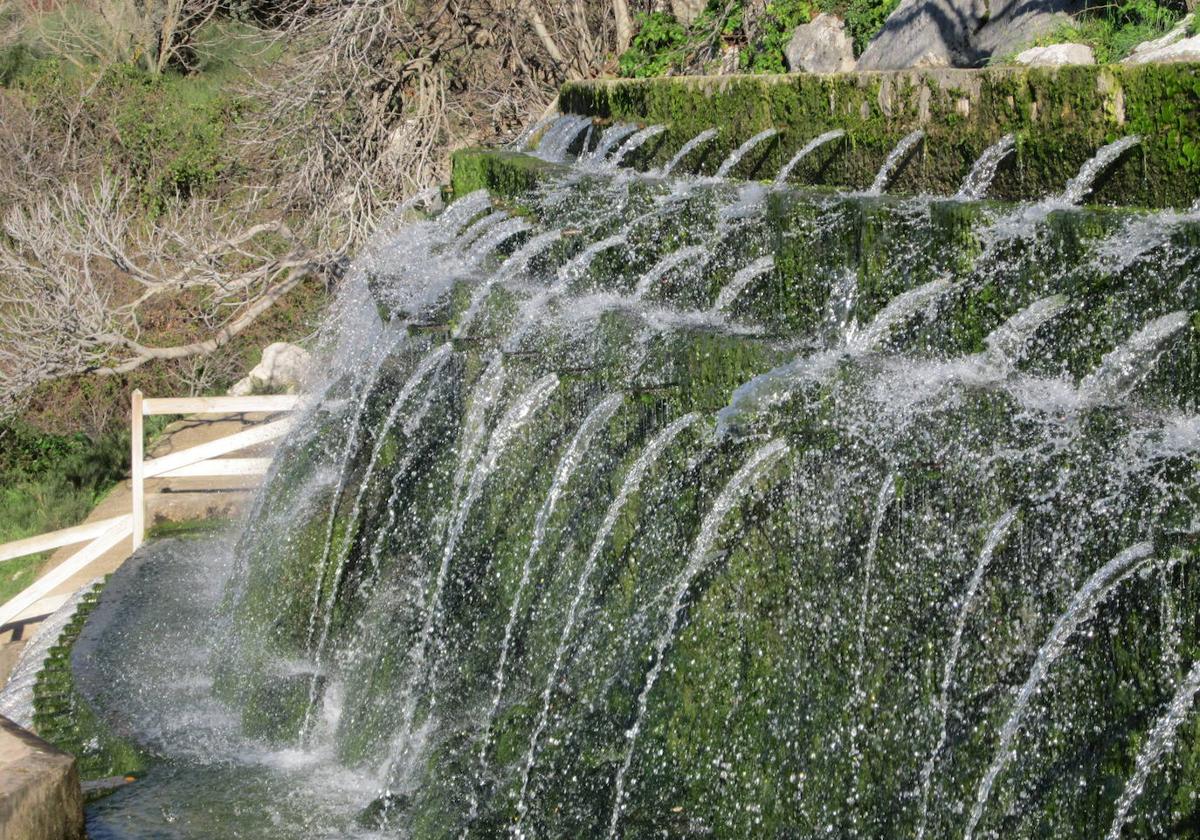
[47,116,1200,839]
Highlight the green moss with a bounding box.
[32,581,148,781]
[450,149,561,201]
[559,64,1200,207]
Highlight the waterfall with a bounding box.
[612,125,666,168]
[555,233,627,290]
[384,374,561,787]
[711,255,775,313]
[298,330,406,667]
[454,230,564,338]
[511,112,557,151]
[534,115,591,162]
[847,277,952,353]
[867,130,925,195]
[1106,658,1200,840]
[462,394,624,832]
[914,509,1018,840]
[847,475,897,774]
[456,210,510,252]
[964,542,1156,840]
[1079,311,1190,403]
[716,129,779,178]
[633,245,708,299]
[980,295,1068,373]
[587,124,640,164]
[467,217,532,263]
[1059,136,1142,205]
[661,128,718,175]
[75,108,1200,840]
[435,190,492,237]
[605,438,790,840]
[775,129,845,186]
[511,412,702,836]
[301,342,454,732]
[956,134,1016,201]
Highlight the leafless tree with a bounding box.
[0,176,313,414]
[0,0,649,418]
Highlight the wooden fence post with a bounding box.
[131,389,144,550]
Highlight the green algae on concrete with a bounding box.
[558,64,1200,208]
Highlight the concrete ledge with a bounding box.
[559,65,1200,207]
[0,714,84,840]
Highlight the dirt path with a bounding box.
[0,411,285,684]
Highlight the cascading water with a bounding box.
[1060,135,1142,206]
[963,542,1156,840]
[612,125,666,168]
[660,128,718,175]
[955,134,1016,200]
[64,113,1200,840]
[774,129,845,186]
[711,254,774,313]
[716,128,778,178]
[604,438,791,840]
[866,129,924,194]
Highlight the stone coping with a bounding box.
[0,714,84,840]
[556,64,1200,207]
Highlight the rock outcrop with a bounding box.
[229,342,312,396]
[856,0,1085,69]
[785,14,856,73]
[1014,42,1095,65]
[1124,15,1200,64]
[670,0,705,26]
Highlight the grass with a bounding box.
[1027,0,1186,63]
[0,418,171,607]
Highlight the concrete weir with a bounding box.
[548,64,1200,207]
[0,714,84,840]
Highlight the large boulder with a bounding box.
[856,0,1085,69]
[1014,42,1095,65]
[786,13,856,73]
[670,0,705,26]
[973,0,1083,58]
[856,0,987,70]
[1124,15,1200,64]
[229,342,312,396]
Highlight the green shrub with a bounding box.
[0,421,133,605]
[741,0,813,72]
[618,12,690,77]
[844,0,903,52]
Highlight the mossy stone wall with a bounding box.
[557,65,1200,208]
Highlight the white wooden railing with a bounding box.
[0,391,299,631]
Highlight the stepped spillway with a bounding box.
[50,88,1200,839]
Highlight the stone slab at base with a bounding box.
[0,714,84,840]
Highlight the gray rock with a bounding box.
[1014,42,1095,65]
[856,0,987,70]
[670,0,705,26]
[785,13,856,73]
[1124,15,1200,64]
[229,342,312,396]
[857,0,1085,69]
[973,0,1083,58]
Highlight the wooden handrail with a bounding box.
[0,515,133,564]
[130,390,299,548]
[141,395,301,416]
[0,517,132,629]
[0,392,302,631]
